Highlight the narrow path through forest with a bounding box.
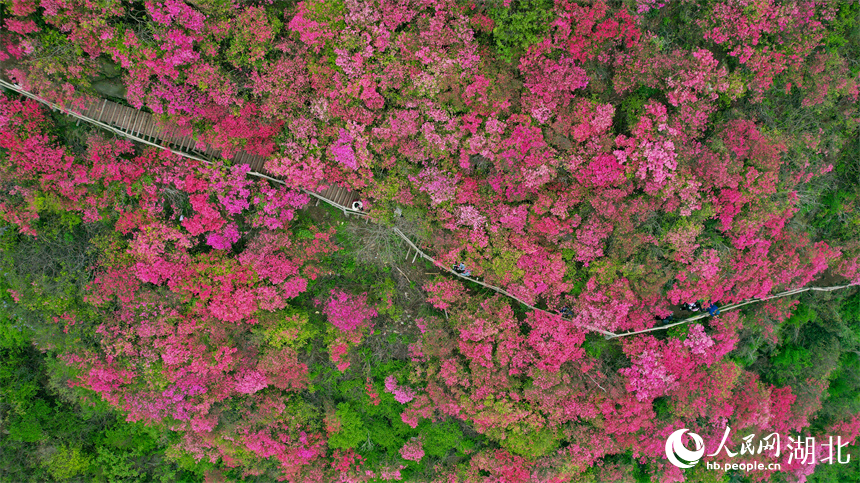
[3,79,856,339]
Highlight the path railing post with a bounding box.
[7,79,855,341]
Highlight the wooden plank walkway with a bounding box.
[0,80,359,213]
[7,80,853,340]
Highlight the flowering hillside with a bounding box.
[1,0,860,482]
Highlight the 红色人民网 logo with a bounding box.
[665,429,705,468]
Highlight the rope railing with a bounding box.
[0,79,214,164]
[0,79,365,217]
[391,227,619,337]
[4,81,857,340]
[395,220,859,339]
[606,283,859,339]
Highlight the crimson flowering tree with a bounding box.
[398,437,424,462]
[2,0,860,480]
[0,93,353,479]
[320,289,377,371]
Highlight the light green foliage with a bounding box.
[827,353,860,402]
[7,400,51,443]
[0,319,29,350]
[0,311,43,421]
[500,425,562,458]
[823,2,860,53]
[259,307,316,350]
[0,276,29,351]
[682,461,730,483]
[770,344,813,381]
[807,187,860,241]
[367,418,407,453]
[583,336,622,362]
[666,323,691,342]
[0,216,104,332]
[587,258,622,286]
[361,385,413,456]
[561,248,576,261]
[25,25,90,89]
[488,0,555,62]
[785,304,816,330]
[305,0,347,33]
[842,291,860,330]
[814,291,860,421]
[32,192,82,230]
[95,446,145,483]
[225,8,283,69]
[490,248,525,282]
[328,403,367,450]
[169,450,217,480]
[421,421,464,458]
[372,276,403,320]
[805,450,860,483]
[619,86,661,132]
[94,419,168,483]
[41,444,92,481]
[37,28,73,50]
[296,227,316,239]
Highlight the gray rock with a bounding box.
[92,79,126,99]
[97,57,122,78]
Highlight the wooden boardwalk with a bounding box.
[5,80,853,340]
[75,97,360,210]
[0,81,358,213]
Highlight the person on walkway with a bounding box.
[351,200,363,211]
[559,306,574,318]
[707,301,720,316]
[681,301,702,312]
[451,262,472,277]
[655,315,674,326]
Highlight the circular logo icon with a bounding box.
[665,429,705,468]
